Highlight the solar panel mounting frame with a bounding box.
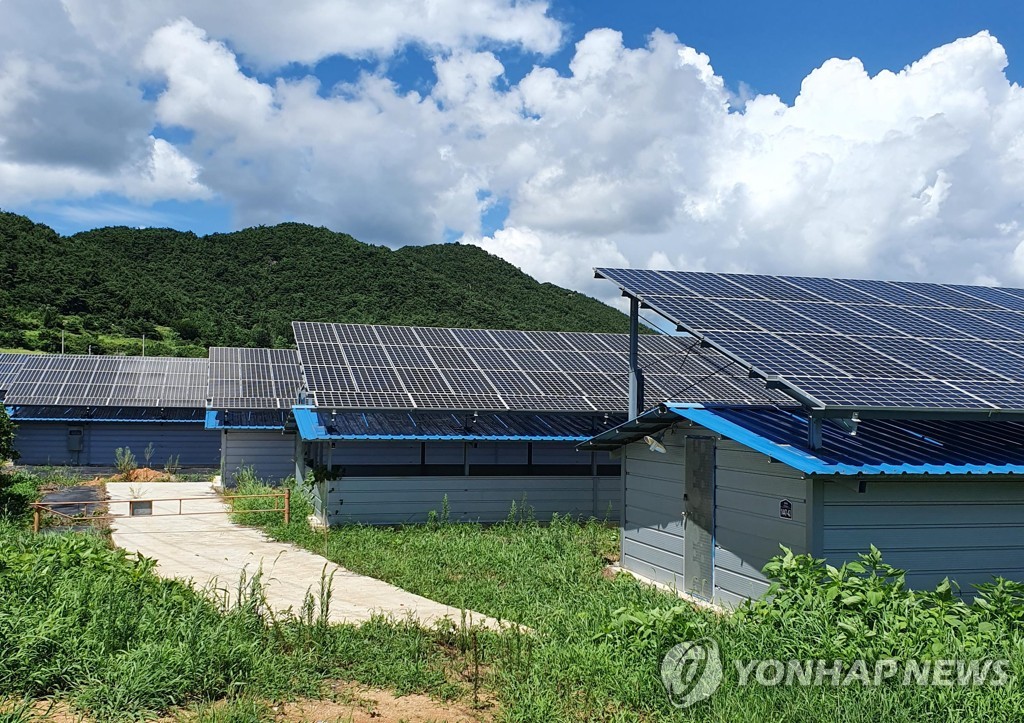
[595,267,1024,421]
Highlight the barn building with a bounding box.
[289,322,777,525]
[584,268,1024,604]
[1,353,218,467]
[205,347,303,485]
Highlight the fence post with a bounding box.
[284,487,291,526]
[33,506,40,534]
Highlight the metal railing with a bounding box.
[31,489,291,533]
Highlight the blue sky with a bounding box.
[2,1,1024,295]
[552,1,1024,100]
[268,2,1024,108]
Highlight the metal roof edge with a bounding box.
[666,405,850,475]
[291,406,592,442]
[321,433,589,442]
[665,405,1024,476]
[292,406,322,441]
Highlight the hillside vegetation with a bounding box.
[0,212,627,356]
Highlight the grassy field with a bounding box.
[232,478,1024,722]
[0,324,207,358]
[4,470,1024,722]
[0,472,486,722]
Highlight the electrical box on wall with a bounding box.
[67,427,84,452]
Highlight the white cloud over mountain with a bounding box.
[2,1,1024,301]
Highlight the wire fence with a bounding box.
[31,489,290,533]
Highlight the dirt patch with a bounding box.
[87,467,170,484]
[278,685,492,722]
[165,684,494,723]
[601,564,622,581]
[0,698,89,722]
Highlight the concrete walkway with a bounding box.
[105,482,504,630]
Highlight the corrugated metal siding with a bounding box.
[14,422,219,466]
[822,477,1024,594]
[322,475,620,525]
[84,424,219,466]
[13,423,76,465]
[713,440,809,607]
[221,430,297,484]
[622,434,686,588]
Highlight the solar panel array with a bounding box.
[208,347,303,409]
[293,321,787,412]
[0,353,31,394]
[3,355,208,408]
[596,268,1024,411]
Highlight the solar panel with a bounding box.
[3,355,208,408]
[208,347,303,409]
[0,353,32,395]
[292,322,784,412]
[596,268,1024,413]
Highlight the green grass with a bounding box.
[2,326,208,358]
[0,472,479,722]
[6,468,1023,722]
[230,479,1024,722]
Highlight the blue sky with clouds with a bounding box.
[2,1,1024,299]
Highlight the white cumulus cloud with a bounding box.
[2,2,1024,304]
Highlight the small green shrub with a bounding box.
[227,472,312,528]
[142,442,155,468]
[114,447,137,480]
[735,545,1017,661]
[163,455,181,476]
[0,472,42,523]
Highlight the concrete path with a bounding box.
[105,482,504,630]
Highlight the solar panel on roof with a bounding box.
[0,353,32,393]
[207,347,302,409]
[596,267,1024,414]
[292,322,783,412]
[3,355,208,408]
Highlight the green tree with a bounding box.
[0,406,18,464]
[0,210,630,354]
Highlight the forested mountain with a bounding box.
[0,212,628,356]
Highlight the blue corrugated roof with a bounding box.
[7,405,205,424]
[205,409,291,430]
[583,403,1024,476]
[293,406,624,442]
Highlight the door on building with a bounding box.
[684,436,715,600]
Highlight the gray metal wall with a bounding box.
[714,439,809,607]
[621,429,810,607]
[820,477,1024,595]
[14,422,220,467]
[622,432,686,588]
[12,423,72,465]
[220,430,297,485]
[320,475,620,525]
